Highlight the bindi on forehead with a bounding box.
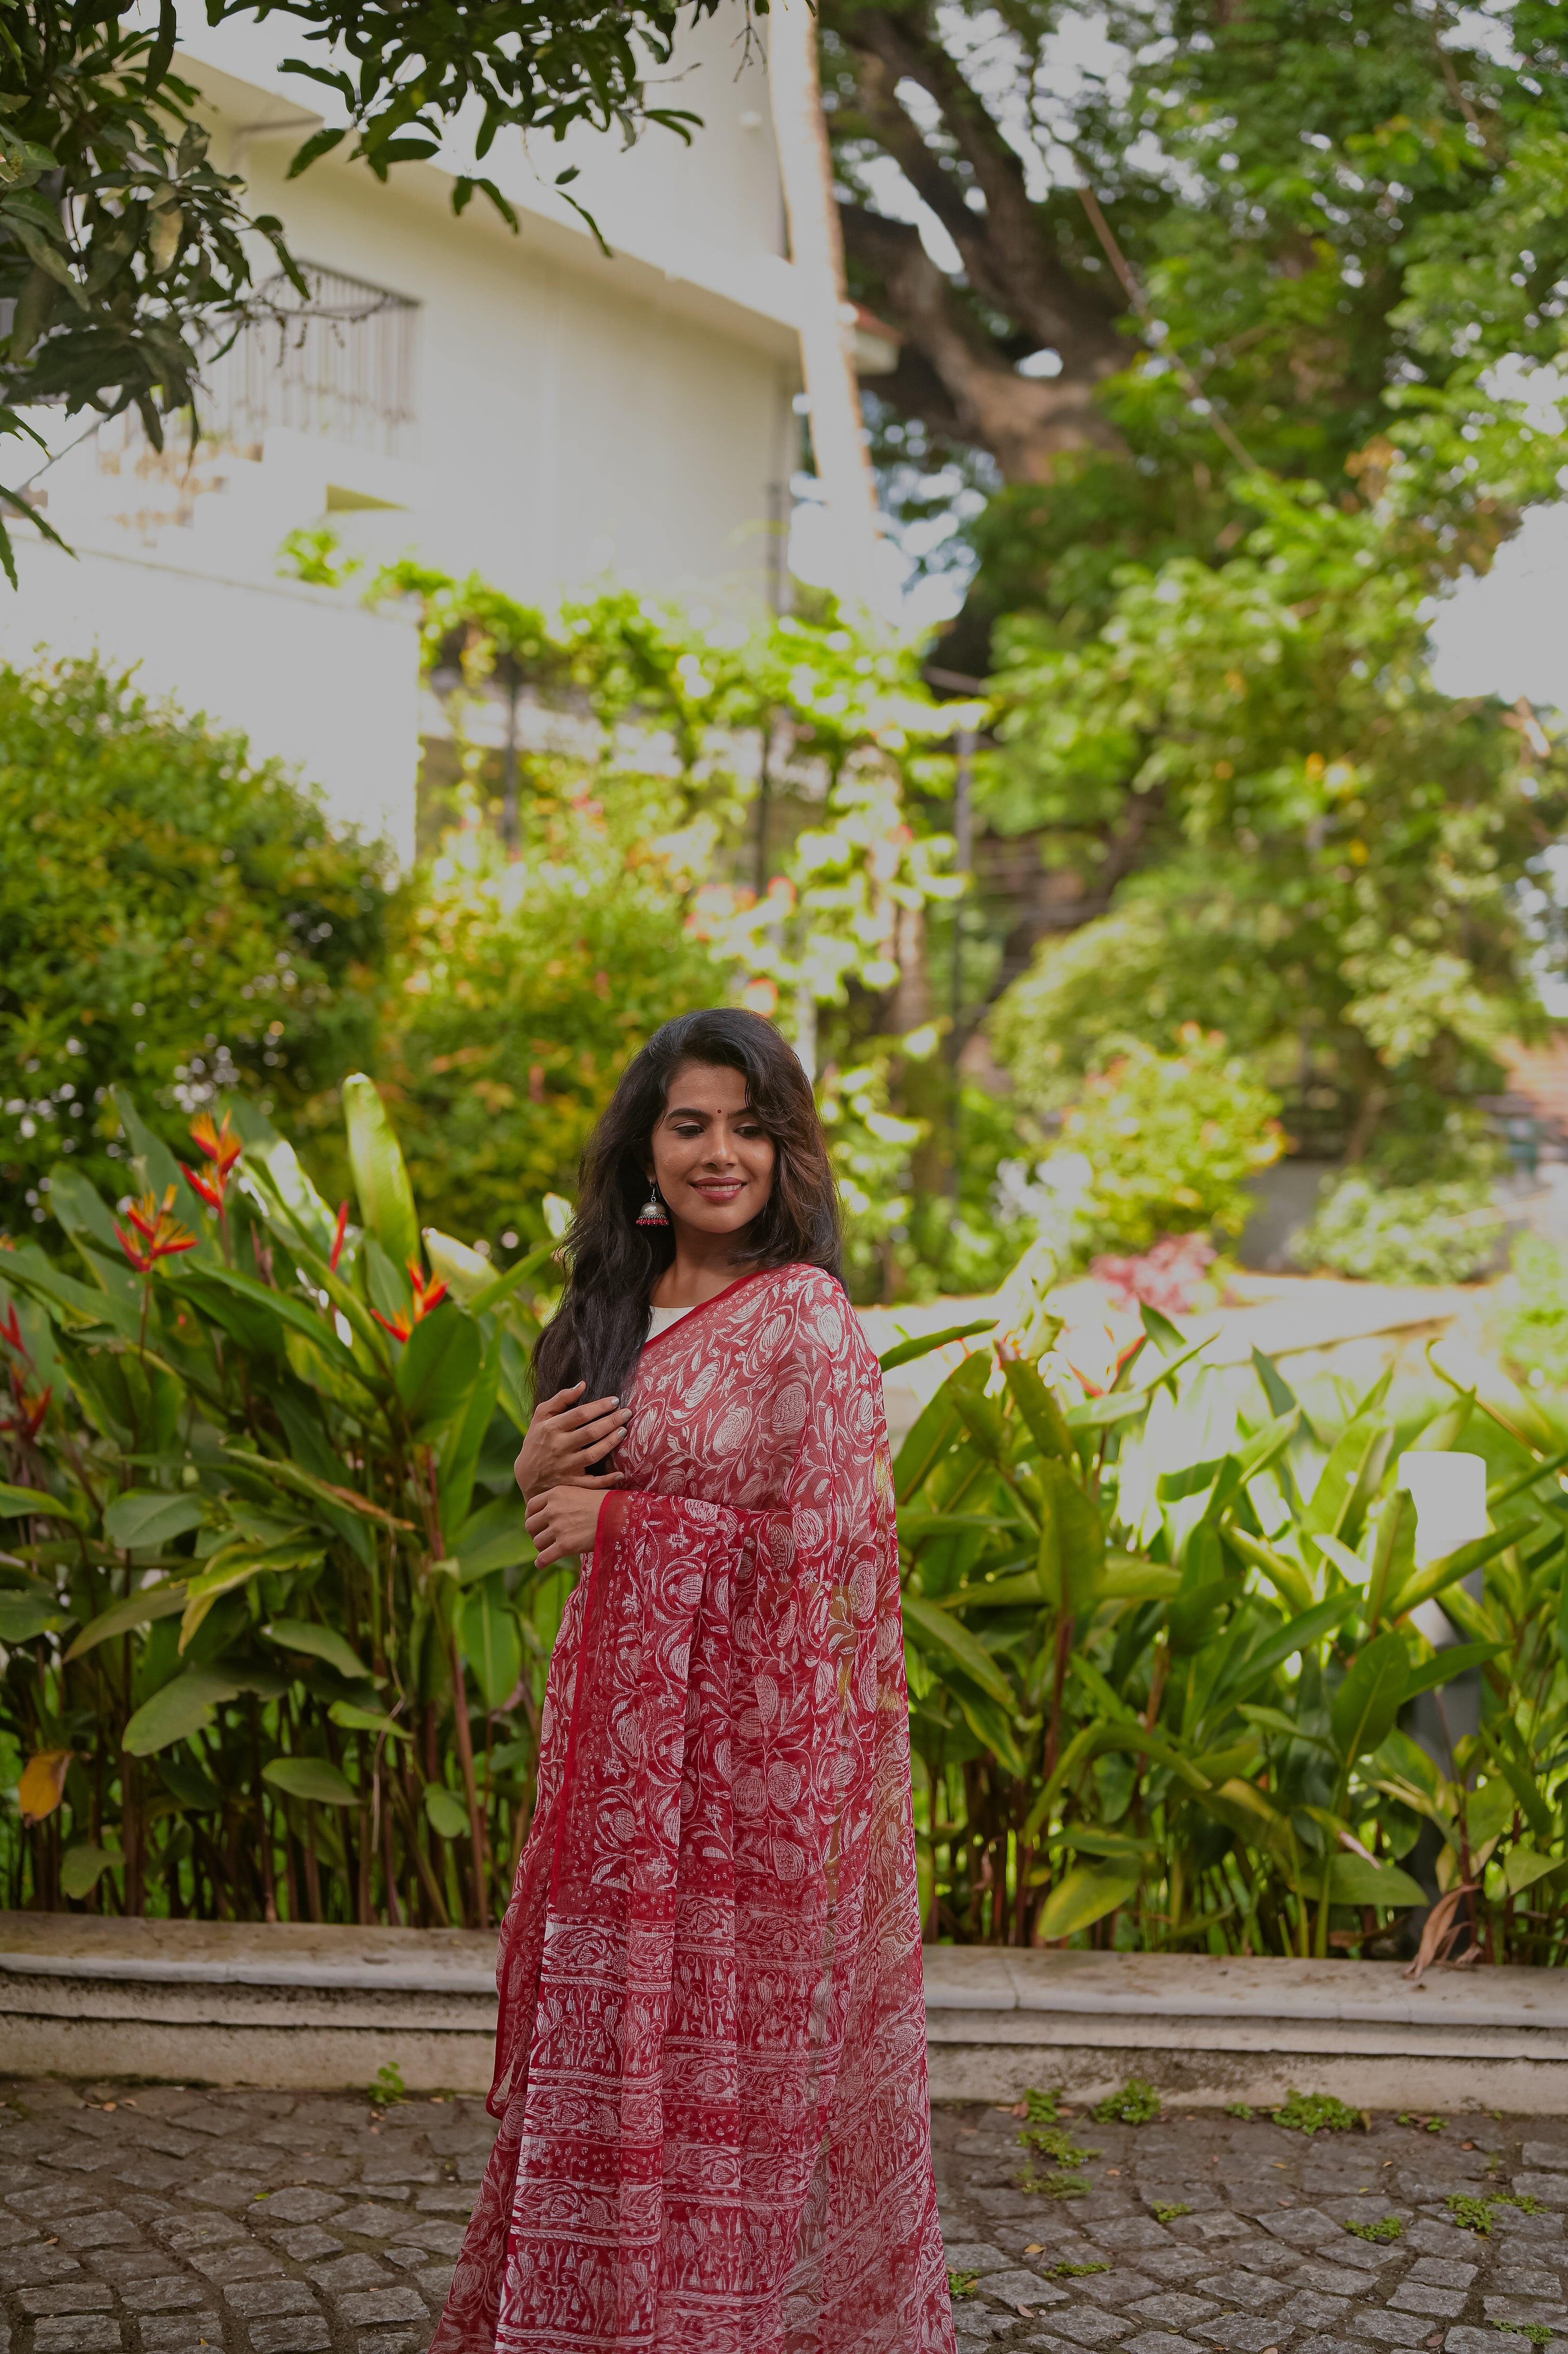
[662,1062,751,1117]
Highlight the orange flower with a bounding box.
[371,1259,449,1342]
[114,1186,198,1273]
[182,1110,242,1212]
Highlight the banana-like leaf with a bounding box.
[461,1576,523,1712]
[395,1302,483,1437]
[1036,1863,1141,1941]
[263,1618,380,1684]
[879,1317,996,1372]
[102,1488,206,1550]
[902,1593,1015,1708]
[1330,1631,1411,1765]
[342,1073,420,1272]
[66,1580,188,1660]
[1383,1519,1537,1623]
[123,1665,240,1755]
[264,1755,359,1806]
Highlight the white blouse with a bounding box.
[646,1302,695,1341]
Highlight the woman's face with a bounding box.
[647,1060,776,1238]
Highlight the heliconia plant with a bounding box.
[894,1243,1568,1962]
[0,1078,566,1924]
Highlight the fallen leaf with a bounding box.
[18,1748,71,1825]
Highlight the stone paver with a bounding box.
[4,2075,1566,2350]
[934,2098,1568,2352]
[0,2077,497,2354]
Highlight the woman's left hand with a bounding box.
[525,1484,608,1567]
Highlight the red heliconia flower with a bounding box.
[114,1186,198,1274]
[371,1259,449,1342]
[0,1303,22,1354]
[1064,1334,1145,1401]
[329,1201,349,1273]
[8,1379,51,1443]
[183,1110,241,1212]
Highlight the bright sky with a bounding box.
[1427,504,1568,713]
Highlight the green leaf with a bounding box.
[462,1234,561,1315]
[1505,1846,1559,1895]
[1034,1459,1105,1614]
[1403,1642,1506,1701]
[452,1493,534,1579]
[343,1073,420,1272]
[1037,1864,1142,1941]
[1097,1555,1182,1603]
[157,1757,224,1811]
[879,1317,996,1371]
[893,1367,967,1503]
[102,1488,205,1550]
[110,1087,184,1198]
[460,1575,523,1711]
[0,1592,68,1642]
[395,1302,482,1435]
[263,1619,378,1684]
[66,1580,188,1660]
[424,1783,469,1839]
[1328,1854,1426,1907]
[60,1843,122,1900]
[123,1666,239,1755]
[440,1331,501,1536]
[1232,1589,1361,1705]
[1000,1353,1075,1461]
[901,1592,1016,1708]
[1383,1519,1537,1623]
[1330,1632,1410,1765]
[179,1540,323,1653]
[263,1756,359,1806]
[329,1701,412,1740]
[0,1479,88,1527]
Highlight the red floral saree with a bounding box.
[432,1263,953,2354]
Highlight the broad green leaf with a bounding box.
[1236,1703,1335,1754]
[1300,1409,1390,1562]
[1383,1519,1537,1623]
[0,1479,88,1526]
[463,1234,561,1315]
[66,1580,188,1660]
[220,1447,413,1531]
[424,1784,469,1839]
[999,1352,1074,1462]
[158,1757,224,1811]
[343,1073,420,1271]
[329,1701,412,1740]
[452,1494,534,1579]
[461,1576,522,1711]
[1403,1642,1506,1701]
[1365,1487,1415,1630]
[1036,1863,1141,1942]
[1218,1518,1314,1614]
[0,1592,68,1643]
[1097,1555,1181,1603]
[123,1666,239,1755]
[1327,1853,1425,1907]
[179,1540,323,1653]
[264,1755,359,1806]
[1505,1846,1559,1895]
[1232,1590,1361,1706]
[395,1301,482,1435]
[901,1592,1015,1707]
[60,1842,122,1900]
[103,1488,206,1550]
[110,1088,183,1197]
[263,1619,379,1684]
[439,1331,501,1537]
[1329,1632,1410,1764]
[879,1317,996,1372]
[230,1104,336,1254]
[1034,1459,1104,1614]
[951,1684,1028,1780]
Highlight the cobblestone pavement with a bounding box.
[0,2079,1563,2354]
[933,2096,1568,2354]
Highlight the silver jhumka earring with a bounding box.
[636,1179,669,1228]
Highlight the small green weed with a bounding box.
[1223,2102,1253,2120]
[1048,2261,1110,2279]
[1492,2326,1552,2349]
[1015,2167,1090,2198]
[1272,2089,1362,2137]
[371,2060,406,2107]
[1021,2124,1099,2168]
[1091,2076,1162,2125]
[1447,2195,1495,2234]
[948,2270,979,2300]
[1344,2217,1403,2244]
[1152,2202,1192,2223]
[1396,2111,1445,2133]
[1023,2085,1066,2125]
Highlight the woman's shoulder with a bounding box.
[760,1262,874,1365]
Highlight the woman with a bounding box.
[433,1008,954,2354]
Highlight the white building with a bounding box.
[3,5,813,857]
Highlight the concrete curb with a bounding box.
[4,1915,1565,2107]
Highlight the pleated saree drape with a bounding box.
[432,1263,954,2354]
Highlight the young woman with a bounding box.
[433,1008,954,2354]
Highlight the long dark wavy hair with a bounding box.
[533,1008,842,1409]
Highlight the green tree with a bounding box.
[0,658,390,1235]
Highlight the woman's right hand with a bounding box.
[513,1383,630,1502]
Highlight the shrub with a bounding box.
[1504,1234,1568,1390]
[1295,1172,1503,1284]
[0,659,390,1237]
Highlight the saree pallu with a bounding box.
[432,1263,954,2354]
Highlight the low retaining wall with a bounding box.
[3,1916,1566,2108]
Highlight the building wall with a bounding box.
[4,5,801,848]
